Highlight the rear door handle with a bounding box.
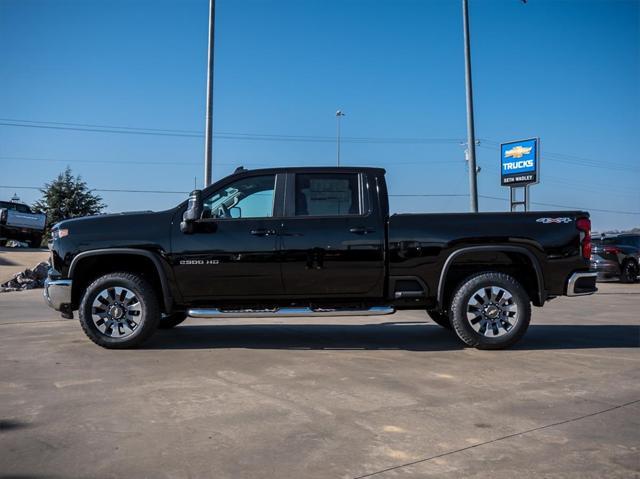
[250,229,277,236]
[349,227,374,235]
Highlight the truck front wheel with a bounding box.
[78,272,161,349]
[449,272,531,350]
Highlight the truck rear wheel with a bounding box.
[426,310,452,329]
[78,272,161,349]
[449,272,531,350]
[30,233,43,248]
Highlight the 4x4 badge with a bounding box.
[536,217,573,224]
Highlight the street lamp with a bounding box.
[461,0,527,212]
[203,0,216,187]
[462,0,478,212]
[336,110,345,166]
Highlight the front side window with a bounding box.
[203,175,275,219]
[295,173,361,216]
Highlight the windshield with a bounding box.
[0,201,32,213]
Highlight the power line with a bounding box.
[0,156,201,166]
[478,195,640,215]
[0,119,462,144]
[0,185,189,195]
[3,118,636,172]
[478,138,640,171]
[0,155,462,167]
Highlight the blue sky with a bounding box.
[0,0,638,231]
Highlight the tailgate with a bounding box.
[6,210,47,230]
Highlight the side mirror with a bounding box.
[180,190,203,234]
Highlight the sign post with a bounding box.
[500,138,539,211]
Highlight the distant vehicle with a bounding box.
[591,234,640,283]
[44,166,596,350]
[0,200,47,248]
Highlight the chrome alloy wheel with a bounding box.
[91,287,142,338]
[466,286,518,338]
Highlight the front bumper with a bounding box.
[566,271,598,296]
[43,278,72,311]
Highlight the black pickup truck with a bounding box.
[44,166,597,349]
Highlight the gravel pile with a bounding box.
[0,262,50,292]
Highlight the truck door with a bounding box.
[279,172,385,298]
[171,173,285,299]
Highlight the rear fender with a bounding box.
[437,245,545,307]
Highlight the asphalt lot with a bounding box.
[1,284,639,479]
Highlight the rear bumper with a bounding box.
[0,224,41,241]
[590,259,620,279]
[566,272,598,296]
[43,278,72,311]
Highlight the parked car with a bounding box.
[591,234,640,283]
[44,166,596,350]
[0,200,47,247]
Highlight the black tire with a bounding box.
[30,234,43,248]
[78,272,161,349]
[427,310,452,329]
[449,272,531,350]
[158,312,188,329]
[620,260,639,283]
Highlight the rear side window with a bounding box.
[295,173,361,216]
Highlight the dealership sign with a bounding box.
[500,138,539,186]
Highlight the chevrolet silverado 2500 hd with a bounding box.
[44,167,597,349]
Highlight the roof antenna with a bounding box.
[234,166,247,174]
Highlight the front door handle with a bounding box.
[250,228,277,236]
[349,227,374,235]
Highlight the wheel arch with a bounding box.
[437,245,545,309]
[69,248,173,313]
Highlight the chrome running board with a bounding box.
[187,306,395,318]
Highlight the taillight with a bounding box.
[576,218,591,260]
[603,246,621,255]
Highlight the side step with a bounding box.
[187,306,395,318]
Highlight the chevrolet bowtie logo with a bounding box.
[504,146,533,159]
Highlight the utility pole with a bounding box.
[203,0,216,187]
[336,110,345,166]
[462,0,478,212]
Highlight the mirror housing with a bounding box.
[180,190,203,234]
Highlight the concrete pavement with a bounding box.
[0,284,638,478]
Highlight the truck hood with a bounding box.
[56,209,177,250]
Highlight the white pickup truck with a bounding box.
[0,200,47,247]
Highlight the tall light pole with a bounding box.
[203,0,216,187]
[336,110,345,166]
[462,0,478,212]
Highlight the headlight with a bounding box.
[51,228,69,240]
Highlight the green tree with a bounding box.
[33,167,106,236]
